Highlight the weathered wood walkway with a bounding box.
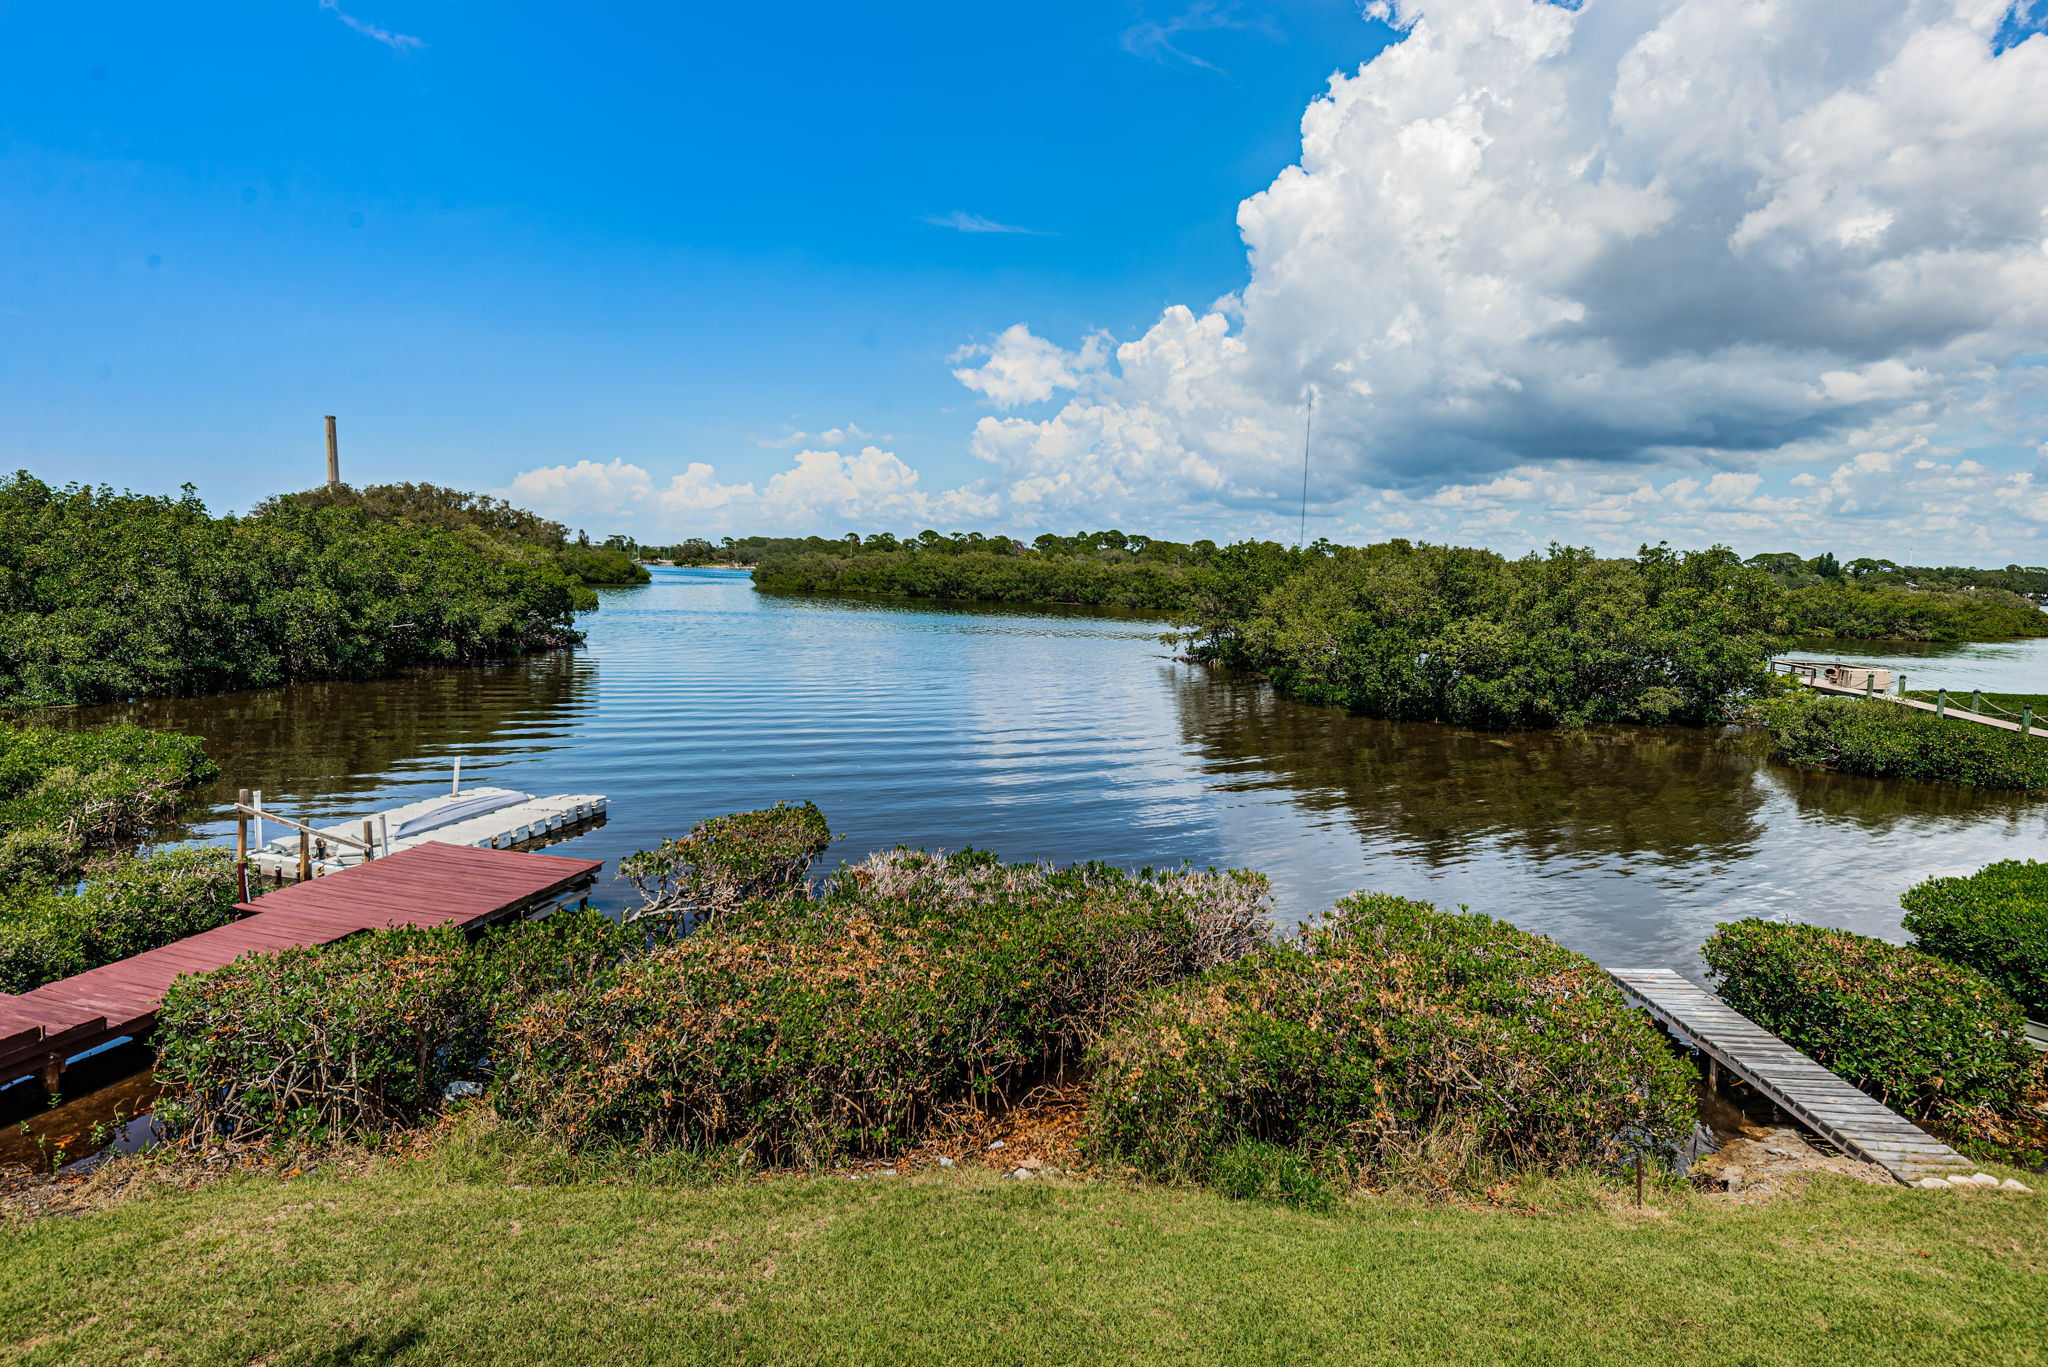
[1610,968,1986,1186]
[0,842,602,1089]
[1794,675,2042,736]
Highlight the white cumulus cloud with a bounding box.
[495,446,998,538]
[960,0,2048,545]
[497,0,2048,560]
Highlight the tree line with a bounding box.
[0,473,600,708]
[720,529,2047,732]
[265,481,651,586]
[740,529,2047,639]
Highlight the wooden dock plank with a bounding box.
[0,842,601,1084]
[1609,968,1982,1186]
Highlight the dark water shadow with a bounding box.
[19,651,594,827]
[1167,669,1772,869]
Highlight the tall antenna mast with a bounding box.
[1297,390,1313,549]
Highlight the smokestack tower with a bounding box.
[324,415,340,488]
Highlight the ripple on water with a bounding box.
[40,568,2048,976]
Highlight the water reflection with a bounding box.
[1171,670,1770,868]
[7,569,2043,976]
[0,1041,162,1174]
[1165,660,2048,971]
[39,652,593,829]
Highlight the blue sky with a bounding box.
[5,1,2047,559]
[1,1,1395,516]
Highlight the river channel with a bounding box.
[51,568,2048,974]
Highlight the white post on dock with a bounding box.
[1897,673,1906,697]
[452,755,462,796]
[235,788,251,903]
[253,790,265,850]
[378,813,392,859]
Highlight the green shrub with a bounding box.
[753,548,1193,611]
[1785,580,2048,641]
[618,801,832,924]
[1084,894,1697,1191]
[0,846,239,993]
[1901,860,2048,1020]
[1180,541,1784,729]
[1701,919,2042,1147]
[0,472,590,708]
[1754,693,2048,790]
[0,912,79,997]
[155,924,481,1141]
[0,720,217,884]
[555,543,651,586]
[494,850,1274,1164]
[153,908,635,1142]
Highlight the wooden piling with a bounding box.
[362,819,376,859]
[1936,688,1947,718]
[298,829,311,882]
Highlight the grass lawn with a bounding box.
[1,1156,2042,1366]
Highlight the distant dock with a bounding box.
[1773,659,2044,737]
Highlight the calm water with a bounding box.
[49,569,2048,976]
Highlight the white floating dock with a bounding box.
[247,787,607,881]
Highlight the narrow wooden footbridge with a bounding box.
[0,842,601,1090]
[1778,662,2045,737]
[1611,969,1986,1186]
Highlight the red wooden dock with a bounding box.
[0,841,601,1088]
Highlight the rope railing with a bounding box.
[1770,661,2044,737]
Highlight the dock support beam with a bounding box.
[235,787,251,902]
